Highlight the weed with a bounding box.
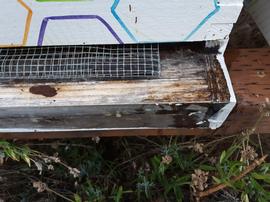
[0,100,269,202]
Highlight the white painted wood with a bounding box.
[0,47,232,131]
[208,40,236,129]
[0,0,243,47]
[247,0,270,45]
[0,79,211,108]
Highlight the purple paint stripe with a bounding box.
[38,15,123,46]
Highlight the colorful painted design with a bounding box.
[184,0,221,41]
[36,0,92,2]
[0,0,243,47]
[38,15,123,45]
[111,0,137,42]
[0,0,32,47]
[18,0,33,46]
[35,0,136,43]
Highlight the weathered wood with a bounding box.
[219,48,270,134]
[0,44,231,133]
[0,48,268,138]
[0,104,226,132]
[0,80,213,107]
[0,44,229,106]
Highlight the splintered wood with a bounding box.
[0,43,230,132]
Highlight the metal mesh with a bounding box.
[0,44,160,81]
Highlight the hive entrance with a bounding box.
[0,44,160,81]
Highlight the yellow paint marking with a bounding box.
[0,0,33,47]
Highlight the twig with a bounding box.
[46,187,73,202]
[204,134,239,147]
[257,133,264,157]
[197,155,268,198]
[26,143,94,149]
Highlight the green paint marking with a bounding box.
[36,0,92,2]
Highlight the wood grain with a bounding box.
[0,45,230,133]
[1,48,269,138]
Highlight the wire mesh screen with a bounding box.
[0,44,160,81]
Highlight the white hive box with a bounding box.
[0,0,243,46]
[0,0,243,133]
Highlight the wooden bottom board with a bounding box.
[0,43,232,133]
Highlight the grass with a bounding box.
[0,101,270,202]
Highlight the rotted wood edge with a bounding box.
[207,53,236,129]
[0,46,230,108]
[0,45,232,134]
[0,103,227,132]
[205,39,236,129]
[0,79,215,108]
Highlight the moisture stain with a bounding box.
[29,85,58,97]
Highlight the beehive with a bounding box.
[0,0,242,46]
[0,0,243,133]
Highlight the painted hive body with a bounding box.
[0,0,243,47]
[247,0,270,45]
[0,0,244,132]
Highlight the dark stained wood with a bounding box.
[0,104,226,130]
[0,44,230,133]
[0,48,270,139]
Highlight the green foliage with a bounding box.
[1,133,270,202]
[81,180,105,202]
[211,141,270,202]
[111,185,124,202]
[0,140,32,166]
